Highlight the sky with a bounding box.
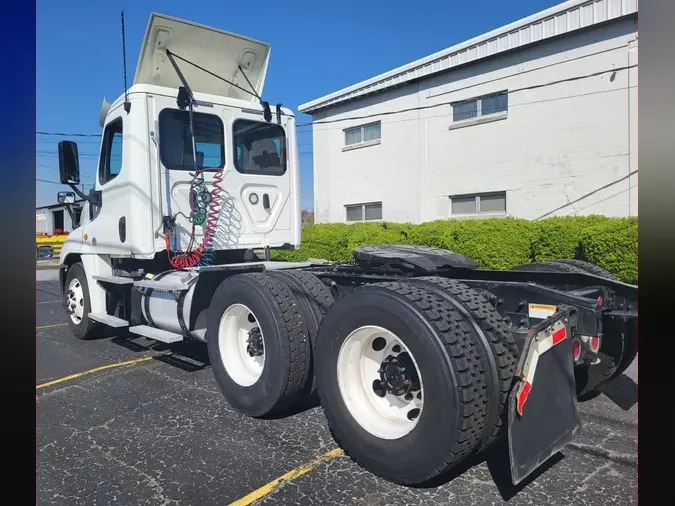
[37,0,563,209]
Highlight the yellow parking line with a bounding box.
[228,448,344,506]
[36,355,169,390]
[37,323,68,330]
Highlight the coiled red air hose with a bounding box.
[166,167,224,269]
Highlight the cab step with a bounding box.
[93,275,135,285]
[88,313,129,328]
[129,325,184,343]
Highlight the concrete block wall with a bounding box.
[311,17,637,224]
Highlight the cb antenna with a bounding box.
[121,11,131,113]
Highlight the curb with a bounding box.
[36,262,60,270]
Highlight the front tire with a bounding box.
[63,262,102,340]
[316,281,489,485]
[206,273,311,418]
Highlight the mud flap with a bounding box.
[508,311,582,485]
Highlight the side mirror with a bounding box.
[57,191,76,205]
[58,141,81,185]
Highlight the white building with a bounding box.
[36,200,84,235]
[299,0,638,224]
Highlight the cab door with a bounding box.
[81,108,132,256]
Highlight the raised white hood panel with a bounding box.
[134,13,270,101]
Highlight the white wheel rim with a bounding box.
[66,278,85,325]
[218,303,265,387]
[337,325,425,440]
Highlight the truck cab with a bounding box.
[58,13,301,266]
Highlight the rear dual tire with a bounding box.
[206,271,333,417]
[315,280,515,485]
[206,273,311,417]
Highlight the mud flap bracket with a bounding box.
[508,309,582,485]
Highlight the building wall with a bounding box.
[36,209,52,235]
[311,17,638,224]
[36,205,80,234]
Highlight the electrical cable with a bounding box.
[532,169,638,221]
[37,131,101,137]
[36,64,638,138]
[296,64,638,127]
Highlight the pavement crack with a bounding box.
[573,461,613,493]
[566,442,636,467]
[84,431,179,506]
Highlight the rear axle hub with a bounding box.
[246,327,264,357]
[377,353,420,396]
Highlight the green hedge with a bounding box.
[273,215,637,283]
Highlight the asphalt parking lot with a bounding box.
[37,268,638,506]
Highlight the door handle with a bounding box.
[118,217,127,243]
[262,194,270,211]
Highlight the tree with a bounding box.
[301,209,314,226]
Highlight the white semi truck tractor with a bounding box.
[56,13,638,487]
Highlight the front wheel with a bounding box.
[63,262,102,340]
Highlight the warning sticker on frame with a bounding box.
[528,303,558,320]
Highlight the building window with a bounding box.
[345,202,382,222]
[159,109,225,170]
[452,92,508,122]
[233,119,287,175]
[450,192,506,216]
[344,121,381,147]
[98,118,123,185]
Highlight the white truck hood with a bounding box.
[134,13,271,102]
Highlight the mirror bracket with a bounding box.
[64,205,79,229]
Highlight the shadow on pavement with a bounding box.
[411,440,564,501]
[110,334,210,373]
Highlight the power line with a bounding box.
[533,170,638,221]
[297,65,638,127]
[34,65,637,143]
[37,131,101,137]
[36,178,67,185]
[37,163,95,180]
[38,139,102,144]
[307,84,637,135]
[33,81,632,161]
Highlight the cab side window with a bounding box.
[99,118,123,185]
